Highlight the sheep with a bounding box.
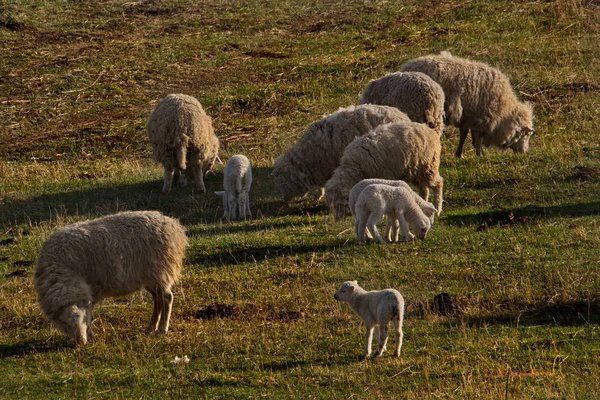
[334,281,405,359]
[217,154,253,221]
[354,184,436,244]
[271,104,410,202]
[147,93,220,193]
[348,179,437,242]
[325,121,444,220]
[400,52,534,157]
[33,211,188,345]
[358,71,446,136]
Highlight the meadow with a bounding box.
[1,0,599,398]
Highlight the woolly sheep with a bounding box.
[334,281,405,358]
[355,184,436,243]
[358,71,445,136]
[349,179,437,242]
[325,121,444,220]
[218,154,253,221]
[33,211,188,345]
[271,104,410,202]
[400,52,534,157]
[147,93,220,193]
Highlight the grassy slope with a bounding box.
[1,0,599,398]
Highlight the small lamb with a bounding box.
[355,184,436,244]
[218,154,252,221]
[334,281,405,359]
[349,179,436,242]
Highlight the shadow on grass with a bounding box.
[188,242,346,267]
[0,338,68,358]
[0,166,316,229]
[444,202,600,227]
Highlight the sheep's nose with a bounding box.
[334,294,338,299]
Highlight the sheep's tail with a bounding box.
[176,137,189,170]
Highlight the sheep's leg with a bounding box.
[455,127,469,158]
[432,178,444,215]
[393,313,404,357]
[157,288,174,334]
[362,322,375,359]
[244,193,252,218]
[355,208,369,244]
[398,213,413,241]
[192,166,206,193]
[147,288,162,333]
[473,132,484,156]
[162,166,175,193]
[367,212,386,244]
[374,322,389,357]
[418,186,430,202]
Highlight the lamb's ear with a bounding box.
[215,191,225,197]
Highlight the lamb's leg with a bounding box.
[384,213,400,242]
[455,127,469,158]
[432,177,444,215]
[147,288,162,333]
[355,208,369,244]
[157,288,174,334]
[367,211,386,244]
[393,313,404,357]
[362,322,375,359]
[374,322,389,357]
[398,213,413,241]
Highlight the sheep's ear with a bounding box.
[215,191,224,197]
[423,203,437,216]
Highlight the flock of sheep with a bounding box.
[33,51,535,358]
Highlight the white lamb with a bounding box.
[354,184,436,243]
[217,154,252,221]
[358,71,445,136]
[33,211,188,345]
[271,104,410,202]
[349,179,436,242]
[400,52,534,157]
[325,121,444,220]
[334,281,405,359]
[147,93,220,193]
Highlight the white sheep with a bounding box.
[400,52,534,157]
[325,121,444,220]
[33,211,188,345]
[355,184,436,244]
[334,281,405,359]
[218,154,252,221]
[349,179,437,242]
[358,71,445,136]
[271,104,410,202]
[147,93,220,193]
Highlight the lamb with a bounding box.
[358,71,445,136]
[325,121,444,220]
[400,52,534,157]
[33,211,188,345]
[147,93,220,193]
[354,184,436,243]
[271,104,410,202]
[349,179,437,242]
[217,154,253,221]
[334,281,405,359]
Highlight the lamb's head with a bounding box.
[334,280,360,302]
[407,201,436,239]
[271,155,309,202]
[498,102,535,153]
[55,302,92,345]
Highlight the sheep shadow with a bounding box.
[0,338,68,358]
[0,166,310,230]
[443,202,600,228]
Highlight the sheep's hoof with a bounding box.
[359,354,369,360]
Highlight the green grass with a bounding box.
[1,0,600,398]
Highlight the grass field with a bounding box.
[1,0,600,398]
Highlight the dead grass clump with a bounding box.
[194,303,241,319]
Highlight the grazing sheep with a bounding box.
[218,154,252,221]
[355,184,436,243]
[334,281,405,359]
[147,93,220,193]
[358,71,445,136]
[271,104,410,202]
[325,121,444,220]
[33,211,188,345]
[349,179,437,242]
[400,52,534,157]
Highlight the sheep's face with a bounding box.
[334,281,358,302]
[502,103,534,153]
[509,128,534,153]
[55,304,91,345]
[271,168,308,202]
[412,218,431,240]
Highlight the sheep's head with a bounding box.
[499,102,535,153]
[334,280,359,302]
[271,155,309,202]
[55,303,92,345]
